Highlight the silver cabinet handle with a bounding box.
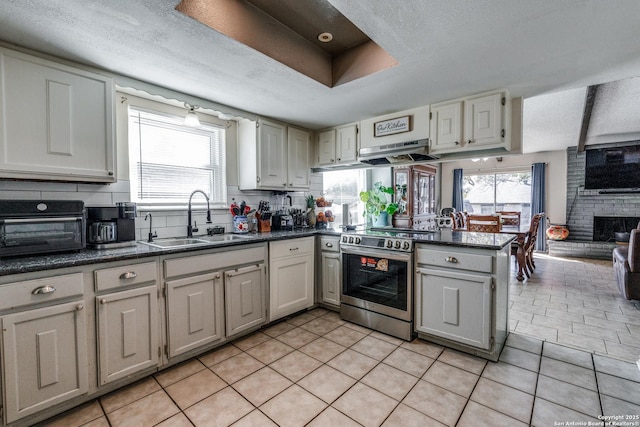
[100,299,107,305]
[325,242,333,248]
[215,274,221,279]
[76,304,84,311]
[120,272,137,280]
[289,247,299,251]
[445,256,459,263]
[32,285,56,295]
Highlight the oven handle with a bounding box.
[341,246,413,262]
[2,217,83,224]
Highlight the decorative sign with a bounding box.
[374,115,411,137]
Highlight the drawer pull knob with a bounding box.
[445,256,459,263]
[120,272,137,280]
[76,304,84,311]
[215,274,221,279]
[32,285,56,295]
[325,242,333,247]
[100,299,107,305]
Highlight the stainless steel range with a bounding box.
[340,231,415,340]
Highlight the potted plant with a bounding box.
[359,182,399,227]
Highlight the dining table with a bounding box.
[500,224,529,281]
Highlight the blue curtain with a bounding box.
[531,162,546,251]
[452,169,464,212]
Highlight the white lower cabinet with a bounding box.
[225,264,267,337]
[269,237,315,321]
[166,272,224,359]
[2,300,88,423]
[415,267,492,350]
[319,236,341,307]
[96,285,159,385]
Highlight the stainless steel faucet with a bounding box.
[187,190,212,237]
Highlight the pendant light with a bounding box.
[184,102,201,127]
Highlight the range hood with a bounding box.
[358,139,438,165]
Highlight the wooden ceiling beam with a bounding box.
[577,85,599,152]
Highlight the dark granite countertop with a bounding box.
[0,229,340,276]
[0,227,513,277]
[410,230,516,250]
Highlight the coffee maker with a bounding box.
[86,202,137,248]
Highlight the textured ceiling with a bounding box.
[1,0,640,153]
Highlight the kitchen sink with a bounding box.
[139,237,211,249]
[140,234,254,249]
[202,234,254,242]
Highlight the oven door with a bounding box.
[341,246,413,321]
[0,217,86,257]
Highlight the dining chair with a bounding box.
[466,214,501,232]
[496,211,521,227]
[522,213,544,277]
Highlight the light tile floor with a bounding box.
[509,254,640,362]
[42,306,640,426]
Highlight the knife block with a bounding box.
[256,212,271,233]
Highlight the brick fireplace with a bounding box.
[547,146,640,259]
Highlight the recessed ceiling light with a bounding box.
[317,32,333,43]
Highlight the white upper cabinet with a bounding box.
[0,47,115,182]
[316,123,358,167]
[464,92,504,147]
[336,124,358,164]
[238,118,311,190]
[317,129,337,165]
[287,126,311,188]
[430,101,463,152]
[430,91,509,155]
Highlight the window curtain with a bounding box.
[531,162,546,251]
[452,169,464,211]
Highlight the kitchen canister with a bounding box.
[233,215,249,233]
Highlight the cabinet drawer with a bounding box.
[270,237,314,259]
[319,236,340,253]
[0,273,84,311]
[95,262,158,292]
[416,248,492,273]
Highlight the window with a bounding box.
[128,107,226,208]
[322,170,367,226]
[463,171,531,225]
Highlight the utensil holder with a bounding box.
[233,215,249,233]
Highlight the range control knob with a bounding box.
[395,241,401,249]
[402,241,410,250]
[355,237,361,244]
[342,236,348,243]
[348,236,354,244]
[386,240,393,248]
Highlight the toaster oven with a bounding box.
[0,200,86,257]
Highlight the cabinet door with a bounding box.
[415,267,492,350]
[166,272,224,358]
[96,285,159,386]
[287,127,311,189]
[257,119,287,189]
[270,255,314,321]
[2,301,88,423]
[321,252,341,307]
[0,47,115,182]
[336,124,358,164]
[225,264,266,337]
[317,129,336,165]
[464,93,503,147]
[430,101,463,153]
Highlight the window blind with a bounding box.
[128,108,226,207]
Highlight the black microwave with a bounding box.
[0,200,86,257]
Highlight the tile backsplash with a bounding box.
[0,174,323,241]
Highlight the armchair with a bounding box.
[613,229,640,300]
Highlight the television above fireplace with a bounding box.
[584,143,640,190]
